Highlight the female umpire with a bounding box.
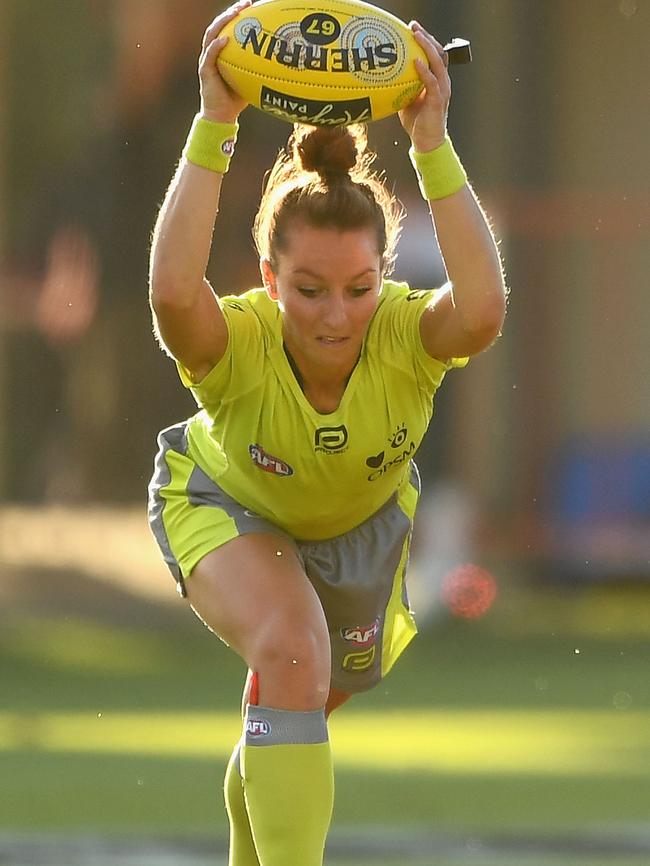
[148,1,506,863]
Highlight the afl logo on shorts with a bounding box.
[341,619,380,646]
[249,444,294,476]
[246,719,271,737]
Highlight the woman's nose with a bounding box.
[322,296,347,329]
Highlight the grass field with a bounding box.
[1,511,650,864]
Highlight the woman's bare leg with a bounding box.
[187,533,333,866]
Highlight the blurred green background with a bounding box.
[1,0,649,863]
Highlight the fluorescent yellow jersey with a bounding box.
[176,279,467,540]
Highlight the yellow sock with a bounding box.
[224,742,260,866]
[241,706,334,866]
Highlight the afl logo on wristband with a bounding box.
[221,138,236,157]
[246,719,271,737]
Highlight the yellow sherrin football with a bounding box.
[217,0,428,125]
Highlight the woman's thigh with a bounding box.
[187,532,331,710]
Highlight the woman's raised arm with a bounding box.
[149,0,251,381]
[399,21,506,361]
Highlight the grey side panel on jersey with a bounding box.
[186,462,294,544]
[147,422,189,586]
[148,421,294,597]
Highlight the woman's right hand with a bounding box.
[199,0,253,123]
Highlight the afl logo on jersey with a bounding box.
[249,444,294,476]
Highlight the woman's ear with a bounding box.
[260,257,279,300]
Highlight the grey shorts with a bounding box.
[149,422,420,693]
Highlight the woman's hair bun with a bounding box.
[293,125,362,180]
[254,122,403,277]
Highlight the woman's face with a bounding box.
[262,222,383,375]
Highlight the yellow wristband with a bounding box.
[183,114,238,174]
[409,137,467,201]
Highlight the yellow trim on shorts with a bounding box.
[381,475,419,677]
[160,448,239,579]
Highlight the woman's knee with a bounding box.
[186,534,332,708]
[249,616,331,709]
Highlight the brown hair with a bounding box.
[253,124,403,275]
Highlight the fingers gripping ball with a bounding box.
[217,0,429,126]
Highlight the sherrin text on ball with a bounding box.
[216,0,429,125]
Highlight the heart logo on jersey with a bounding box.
[365,451,384,469]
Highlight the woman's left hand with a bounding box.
[398,22,451,153]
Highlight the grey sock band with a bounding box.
[244,705,328,747]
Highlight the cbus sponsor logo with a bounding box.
[246,719,271,737]
[242,27,399,74]
[249,444,294,476]
[341,620,380,646]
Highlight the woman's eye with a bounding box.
[297,286,318,297]
[352,286,371,296]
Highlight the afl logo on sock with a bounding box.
[246,719,271,737]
